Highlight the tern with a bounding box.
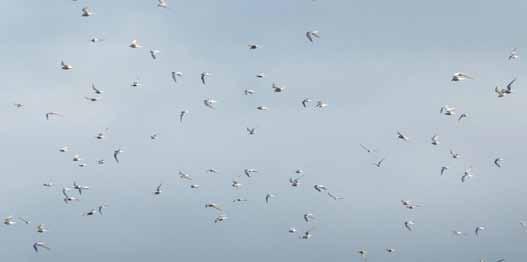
[83,209,97,216]
[129,40,142,48]
[98,204,108,215]
[84,96,101,102]
[179,171,193,180]
[452,230,466,236]
[73,181,89,195]
[386,248,396,253]
[288,227,297,233]
[289,175,304,187]
[59,146,69,152]
[150,49,160,60]
[265,193,275,204]
[91,83,103,94]
[509,48,519,60]
[357,250,367,261]
[61,60,72,70]
[304,213,315,222]
[4,216,16,225]
[72,155,81,162]
[359,144,375,153]
[232,180,242,189]
[458,113,468,122]
[150,133,159,140]
[373,158,385,167]
[37,224,48,233]
[33,242,51,252]
[204,99,217,109]
[180,110,188,122]
[90,37,104,43]
[314,185,328,192]
[232,198,248,203]
[246,127,256,135]
[494,158,503,168]
[440,166,448,176]
[328,192,344,200]
[190,184,200,189]
[244,169,258,177]
[449,149,461,159]
[397,131,409,141]
[306,30,320,42]
[244,89,256,95]
[301,98,312,108]
[248,44,261,50]
[81,7,94,16]
[214,214,228,223]
[43,181,54,187]
[206,168,218,174]
[475,226,486,236]
[114,148,123,163]
[316,101,327,108]
[451,72,474,81]
[431,135,440,145]
[205,203,223,211]
[256,73,265,78]
[201,72,211,85]
[171,71,183,83]
[272,83,285,93]
[440,105,456,115]
[13,103,24,108]
[154,184,162,195]
[404,220,415,231]
[158,0,168,8]
[461,167,473,183]
[300,227,315,239]
[256,106,269,111]
[131,79,142,87]
[45,112,63,120]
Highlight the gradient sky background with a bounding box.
[1,0,527,261]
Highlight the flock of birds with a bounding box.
[2,1,525,261]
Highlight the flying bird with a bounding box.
[91,83,103,94]
[302,98,312,108]
[397,131,409,141]
[272,83,285,93]
[508,48,519,60]
[201,72,211,85]
[180,110,188,122]
[265,193,275,204]
[461,167,473,183]
[449,149,461,159]
[149,49,160,60]
[33,242,51,253]
[205,203,223,212]
[494,158,503,168]
[158,0,168,8]
[306,30,320,42]
[204,99,217,109]
[373,158,385,167]
[129,40,142,48]
[113,148,124,163]
[246,127,256,135]
[451,72,474,81]
[431,135,440,145]
[73,181,89,195]
[171,71,183,83]
[179,171,193,180]
[440,166,448,176]
[154,184,162,195]
[458,113,468,122]
[404,220,415,231]
[475,226,486,236]
[314,184,328,192]
[304,213,315,222]
[81,7,94,16]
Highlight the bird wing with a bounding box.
[171,72,177,83]
[113,150,120,163]
[506,78,516,91]
[306,32,313,42]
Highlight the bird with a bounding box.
[154,184,162,195]
[171,71,183,83]
[431,135,440,145]
[18,217,31,224]
[288,227,297,233]
[314,184,328,192]
[306,30,320,42]
[114,148,124,163]
[150,133,159,140]
[33,242,51,253]
[59,146,69,152]
[72,155,82,162]
[149,49,160,60]
[504,78,516,94]
[206,168,218,174]
[458,113,468,122]
[256,73,265,78]
[157,0,168,8]
[97,159,105,165]
[73,181,89,195]
[201,72,211,85]
[4,216,16,225]
[289,175,304,187]
[246,127,256,135]
[129,40,142,48]
[98,204,108,215]
[300,227,315,239]
[90,37,104,43]
[397,131,409,141]
[440,166,448,176]
[461,167,473,183]
[84,96,101,102]
[359,144,374,153]
[131,79,142,87]
[45,112,63,120]
[205,203,223,211]
[373,158,385,167]
[43,181,54,187]
[13,103,24,108]
[232,198,248,203]
[475,226,486,236]
[449,149,461,159]
[231,180,242,189]
[494,158,503,168]
[91,83,103,94]
[244,169,257,177]
[179,171,193,180]
[440,105,456,115]
[190,184,200,189]
[62,187,79,203]
[452,230,466,236]
[214,214,228,223]
[357,250,367,261]
[508,48,519,60]
[256,106,269,111]
[265,193,275,204]
[303,213,315,222]
[495,86,506,98]
[60,60,72,70]
[244,89,256,95]
[315,101,327,108]
[180,110,188,122]
[81,7,94,16]
[248,43,261,50]
[204,99,217,109]
[272,83,285,93]
[37,224,48,233]
[404,220,415,231]
[83,209,97,216]
[451,72,474,81]
[386,248,396,253]
[328,192,344,200]
[301,98,312,108]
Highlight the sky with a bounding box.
[1,0,527,261]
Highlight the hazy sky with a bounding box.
[1,0,527,261]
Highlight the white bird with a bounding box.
[97,159,105,165]
[458,113,468,122]
[18,217,30,224]
[288,227,297,233]
[206,168,218,174]
[81,7,94,16]
[114,148,124,163]
[495,86,506,98]
[316,101,327,108]
[461,166,473,183]
[190,184,200,189]
[62,187,79,203]
[204,98,217,109]
[46,112,63,120]
[129,40,142,48]
[149,49,160,60]
[73,181,89,195]
[256,73,265,78]
[248,43,261,50]
[13,103,24,108]
[33,242,51,253]
[4,216,16,225]
[509,48,519,60]
[373,158,385,167]
[431,135,440,145]
[397,131,409,141]
[91,83,103,94]
[306,30,321,42]
[131,79,142,87]
[452,230,466,237]
[150,133,159,140]
[328,192,344,200]
[246,127,256,135]
[205,203,223,212]
[90,37,104,43]
[302,98,312,108]
[244,168,258,177]
[475,226,486,236]
[180,110,188,122]
[171,71,183,83]
[244,89,256,95]
[154,184,162,195]
[232,180,242,189]
[386,248,396,253]
[272,83,285,93]
[450,149,461,159]
[357,250,367,261]
[59,146,69,152]
[440,105,456,115]
[201,72,211,85]
[60,60,72,70]
[43,181,54,187]
[440,166,448,176]
[83,209,97,216]
[179,171,193,180]
[451,72,474,81]
[265,193,275,204]
[496,78,516,96]
[37,224,48,233]
[303,213,315,222]
[72,154,81,162]
[214,214,228,223]
[300,227,315,239]
[314,184,328,192]
[404,220,415,231]
[84,96,101,102]
[256,106,269,111]
[232,198,248,203]
[289,175,304,187]
[98,204,108,215]
[158,0,168,8]
[494,158,503,168]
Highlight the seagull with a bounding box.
[131,79,142,87]
[509,48,519,60]
[4,216,16,225]
[272,83,285,93]
[43,181,54,187]
[150,133,159,140]
[461,166,473,183]
[244,89,256,95]
[449,149,461,159]
[73,181,89,195]
[190,184,200,189]
[84,96,101,102]
[303,213,315,222]
[205,203,223,212]
[33,242,51,253]
[359,144,374,153]
[288,227,297,233]
[300,227,315,239]
[475,226,486,236]
[59,146,69,152]
[179,171,193,180]
[98,204,108,215]
[81,7,94,16]
[204,98,217,109]
[315,101,327,108]
[14,103,24,108]
[78,163,87,168]
[440,105,456,115]
[404,220,415,231]
[431,135,440,145]
[149,49,160,60]
[302,98,312,108]
[451,72,474,81]
[244,169,257,177]
[154,184,162,195]
[171,71,183,83]
[62,187,79,203]
[37,224,48,233]
[206,168,218,174]
[373,158,385,167]
[440,166,448,176]
[246,127,256,135]
[397,131,409,141]
[295,169,304,174]
[90,37,104,43]
[248,43,261,50]
[83,209,97,216]
[201,72,211,85]
[386,248,396,253]
[306,30,320,42]
[18,217,31,224]
[91,83,103,94]
[458,113,468,122]
[265,193,275,204]
[60,60,72,70]
[97,159,105,165]
[256,106,269,111]
[256,73,265,78]
[232,180,242,189]
[129,40,142,48]
[452,230,466,236]
[503,78,516,94]
[495,86,506,98]
[232,198,248,203]
[314,184,328,192]
[328,192,344,200]
[289,175,304,187]
[113,148,124,163]
[180,110,188,122]
[494,158,503,168]
[45,112,63,120]
[72,155,82,162]
[214,214,228,223]
[357,250,367,261]
[157,0,168,8]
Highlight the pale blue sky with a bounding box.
[1,0,526,261]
